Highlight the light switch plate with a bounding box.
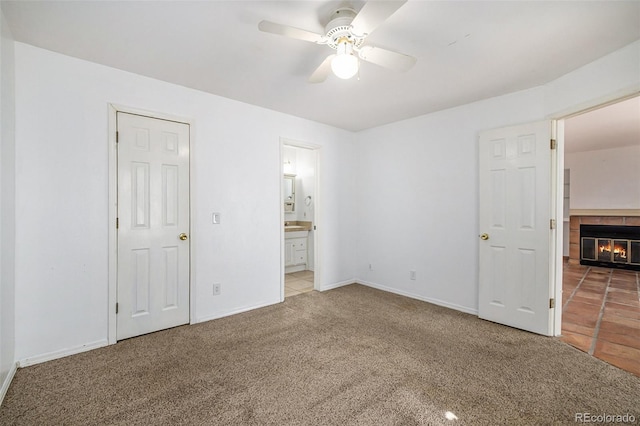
[212,212,221,224]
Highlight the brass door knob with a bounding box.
[480,233,489,240]
[179,233,188,241]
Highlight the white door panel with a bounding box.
[117,112,190,340]
[479,121,553,336]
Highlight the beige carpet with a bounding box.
[1,284,639,425]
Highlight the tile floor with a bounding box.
[561,261,640,377]
[285,270,314,298]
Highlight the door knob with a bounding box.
[480,233,489,240]
[179,233,188,241]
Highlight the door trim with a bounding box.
[280,138,321,300]
[550,119,561,336]
[107,104,195,344]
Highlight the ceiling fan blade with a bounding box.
[358,45,416,72]
[309,54,336,83]
[258,20,326,44]
[350,0,407,37]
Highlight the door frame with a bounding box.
[548,86,640,336]
[280,138,321,300]
[107,104,195,344]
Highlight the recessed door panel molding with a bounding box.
[162,164,179,227]
[517,248,536,314]
[132,162,150,229]
[117,112,190,340]
[491,138,506,159]
[490,245,506,307]
[491,169,506,229]
[517,134,536,157]
[132,248,150,316]
[162,246,179,310]
[162,131,179,155]
[518,166,536,230]
[134,128,150,151]
[479,120,552,336]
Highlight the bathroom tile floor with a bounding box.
[285,270,314,298]
[561,262,640,377]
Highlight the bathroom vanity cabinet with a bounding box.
[285,231,308,273]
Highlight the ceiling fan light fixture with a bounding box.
[331,54,358,79]
[331,38,359,79]
[258,1,416,83]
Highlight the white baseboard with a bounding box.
[356,280,478,316]
[195,299,280,324]
[285,264,306,274]
[18,339,109,368]
[319,279,355,292]
[0,362,17,406]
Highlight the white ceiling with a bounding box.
[1,0,639,131]
[565,96,640,154]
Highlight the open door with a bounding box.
[478,121,556,336]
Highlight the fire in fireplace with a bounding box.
[580,225,640,271]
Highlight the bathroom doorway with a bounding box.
[281,139,320,299]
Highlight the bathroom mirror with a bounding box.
[284,174,295,212]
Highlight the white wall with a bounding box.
[9,36,640,366]
[0,8,16,399]
[565,145,640,210]
[354,39,640,313]
[13,43,356,363]
[544,40,640,116]
[354,88,546,313]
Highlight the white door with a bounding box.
[478,121,554,336]
[117,112,190,340]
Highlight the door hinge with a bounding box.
[550,139,556,150]
[116,218,119,229]
[116,131,119,143]
[550,219,556,229]
[116,303,119,314]
[549,298,555,309]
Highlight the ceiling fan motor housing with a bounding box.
[324,8,365,49]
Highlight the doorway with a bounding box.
[281,140,320,299]
[479,91,640,336]
[109,107,193,343]
[558,95,640,375]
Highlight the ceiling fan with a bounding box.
[258,0,416,83]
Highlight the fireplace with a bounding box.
[580,224,640,271]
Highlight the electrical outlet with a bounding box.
[213,283,221,296]
[369,263,373,271]
[410,270,416,280]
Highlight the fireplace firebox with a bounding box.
[580,224,640,271]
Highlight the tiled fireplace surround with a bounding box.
[569,212,640,265]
